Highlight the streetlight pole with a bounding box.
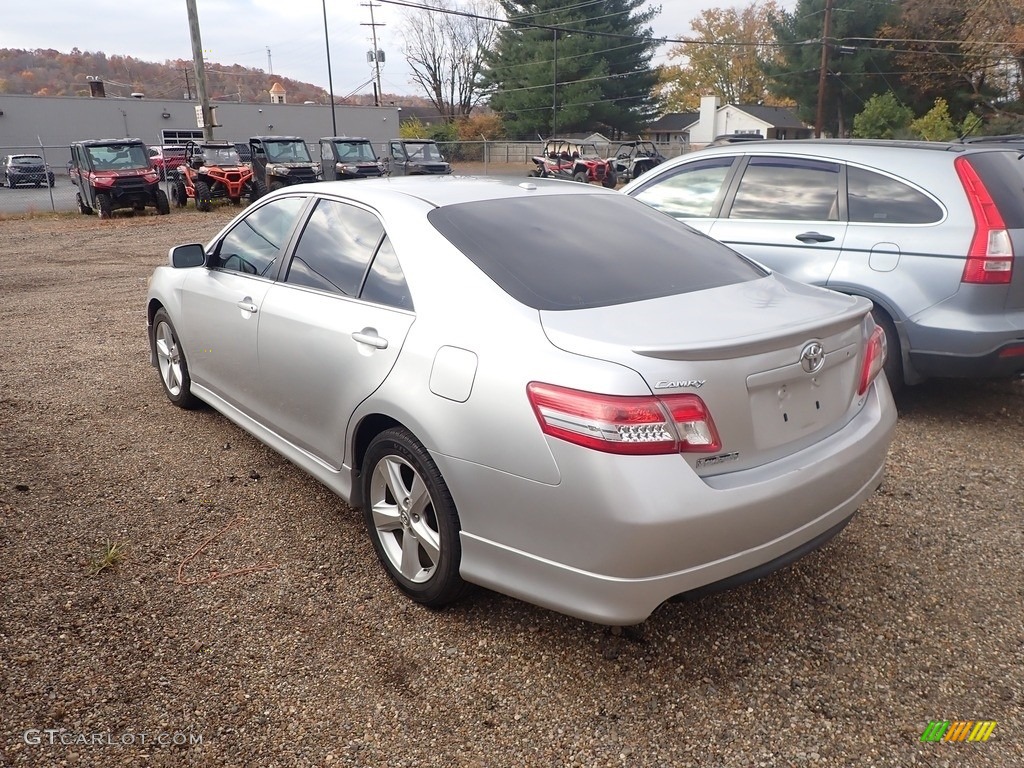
[322,0,337,136]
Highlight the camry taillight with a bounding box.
[955,156,1014,284]
[858,325,887,396]
[526,382,721,455]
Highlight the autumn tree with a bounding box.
[910,98,958,141]
[658,1,785,112]
[880,0,1024,121]
[400,0,500,121]
[482,0,661,138]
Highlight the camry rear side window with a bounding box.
[729,156,840,221]
[428,194,765,310]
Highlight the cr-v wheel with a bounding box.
[362,428,467,607]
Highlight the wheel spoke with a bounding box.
[383,456,408,501]
[399,528,423,579]
[410,519,440,567]
[407,474,430,518]
[371,499,402,532]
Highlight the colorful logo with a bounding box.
[920,721,996,742]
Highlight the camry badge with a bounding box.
[800,341,825,374]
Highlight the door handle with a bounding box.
[352,329,389,350]
[236,299,258,313]
[796,231,836,243]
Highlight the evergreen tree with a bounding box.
[764,0,899,137]
[481,1,661,138]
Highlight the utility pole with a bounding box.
[552,30,558,136]
[815,0,834,138]
[322,0,337,135]
[186,0,214,140]
[182,68,192,100]
[267,46,273,76]
[362,2,384,106]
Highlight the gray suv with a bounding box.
[622,139,1024,390]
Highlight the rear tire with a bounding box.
[573,170,588,183]
[171,180,187,208]
[155,188,170,215]
[95,192,112,219]
[871,308,904,395]
[362,428,468,608]
[194,180,212,212]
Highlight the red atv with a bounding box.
[170,141,255,212]
[530,139,617,187]
[69,139,169,218]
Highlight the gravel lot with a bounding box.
[1,207,1021,767]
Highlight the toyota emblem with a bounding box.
[800,341,825,374]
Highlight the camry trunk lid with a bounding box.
[539,274,876,475]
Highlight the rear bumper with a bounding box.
[442,379,896,625]
[910,340,1024,379]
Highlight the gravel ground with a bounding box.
[1,206,1021,768]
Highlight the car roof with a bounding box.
[298,175,618,209]
[323,136,372,142]
[73,138,146,147]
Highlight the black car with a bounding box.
[2,154,55,188]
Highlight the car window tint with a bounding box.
[631,157,735,218]
[729,156,840,221]
[213,196,306,277]
[286,199,384,296]
[847,166,941,224]
[428,194,765,311]
[360,236,413,311]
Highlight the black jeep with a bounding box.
[68,139,169,218]
[248,136,321,197]
[319,137,384,180]
[383,139,452,176]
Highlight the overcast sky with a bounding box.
[0,1,793,100]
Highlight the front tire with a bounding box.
[602,169,618,188]
[95,192,112,219]
[194,180,212,212]
[171,179,187,208]
[76,192,92,215]
[573,170,589,183]
[152,308,198,409]
[362,428,467,608]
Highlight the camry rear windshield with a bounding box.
[427,193,765,310]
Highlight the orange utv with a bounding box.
[170,141,255,211]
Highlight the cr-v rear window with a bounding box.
[427,194,766,310]
[965,150,1024,229]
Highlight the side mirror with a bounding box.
[169,243,206,268]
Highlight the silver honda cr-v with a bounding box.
[622,139,1024,390]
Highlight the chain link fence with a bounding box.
[1,140,687,216]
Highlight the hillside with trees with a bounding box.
[0,47,423,106]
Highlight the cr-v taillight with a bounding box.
[954,155,1014,284]
[526,382,721,455]
[858,325,887,395]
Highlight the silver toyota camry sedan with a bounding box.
[146,176,896,625]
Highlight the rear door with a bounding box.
[255,197,415,466]
[708,154,848,285]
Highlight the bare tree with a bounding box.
[401,0,499,119]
